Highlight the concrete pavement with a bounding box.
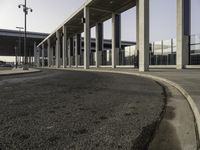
[76,67,200,143]
[42,67,199,149]
[0,69,165,149]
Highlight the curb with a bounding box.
[51,67,200,147]
[0,69,41,76]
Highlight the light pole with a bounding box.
[18,0,33,70]
[16,27,24,66]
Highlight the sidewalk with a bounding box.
[116,68,200,111]
[0,68,41,76]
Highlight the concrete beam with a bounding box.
[63,25,67,68]
[112,13,121,68]
[138,0,149,72]
[90,7,113,14]
[176,0,191,69]
[84,6,90,69]
[95,22,103,68]
[56,31,61,68]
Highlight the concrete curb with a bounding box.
[51,67,200,147]
[0,68,41,76]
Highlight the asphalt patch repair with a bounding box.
[0,69,166,149]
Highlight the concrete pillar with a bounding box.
[34,42,37,66]
[56,31,61,68]
[42,44,45,67]
[112,13,121,68]
[96,22,103,68]
[36,46,40,67]
[136,0,139,51]
[176,0,191,69]
[138,0,150,72]
[84,6,90,69]
[75,33,81,67]
[69,37,74,67]
[68,39,71,67]
[63,25,67,68]
[47,39,52,67]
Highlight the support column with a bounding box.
[136,0,140,68]
[96,22,103,68]
[34,42,37,66]
[176,0,191,69]
[36,46,40,67]
[75,33,81,68]
[68,39,71,67]
[56,31,61,68]
[84,6,90,69]
[112,13,121,68]
[42,44,45,67]
[47,39,52,67]
[138,0,149,72]
[63,25,67,68]
[69,37,74,67]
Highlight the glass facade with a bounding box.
[190,34,200,65]
[119,46,137,66]
[150,39,176,65]
[102,50,111,65]
[75,34,200,67]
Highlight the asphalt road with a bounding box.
[0,69,166,150]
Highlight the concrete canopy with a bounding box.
[38,0,136,47]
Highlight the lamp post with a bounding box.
[18,0,33,70]
[16,27,24,66]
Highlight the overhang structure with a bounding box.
[37,0,191,71]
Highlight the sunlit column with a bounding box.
[176,0,191,69]
[56,31,61,68]
[138,0,149,72]
[63,25,67,68]
[96,22,103,68]
[112,13,121,68]
[84,6,90,69]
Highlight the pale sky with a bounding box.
[0,0,200,42]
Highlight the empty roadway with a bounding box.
[0,69,165,149]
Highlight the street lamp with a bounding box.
[18,0,33,70]
[16,26,24,66]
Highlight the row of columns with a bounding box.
[37,0,190,72]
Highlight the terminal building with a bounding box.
[0,29,48,64]
[33,0,199,71]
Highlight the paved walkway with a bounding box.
[117,68,200,112]
[0,68,40,76]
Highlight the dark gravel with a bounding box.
[0,69,165,150]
